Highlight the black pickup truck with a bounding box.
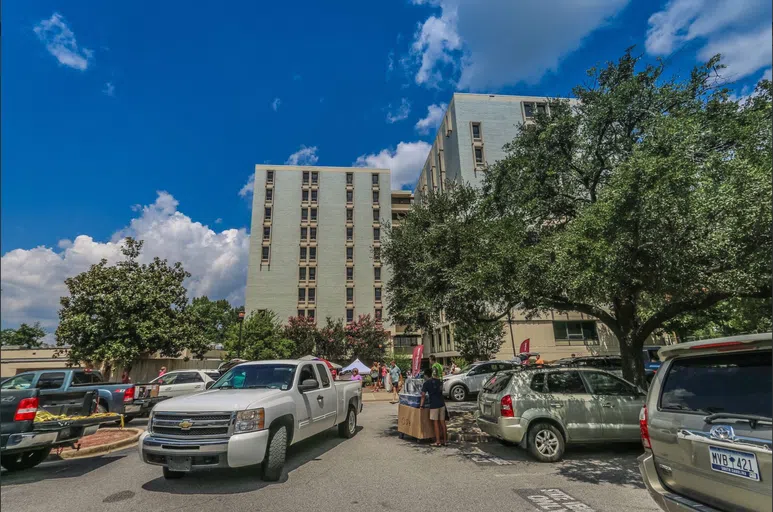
[0,386,115,471]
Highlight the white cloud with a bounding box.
[272,97,281,111]
[285,145,319,166]
[238,175,255,198]
[214,218,223,224]
[1,192,250,330]
[729,68,772,102]
[103,81,115,97]
[386,98,412,123]
[33,13,93,71]
[415,103,447,134]
[354,141,431,189]
[408,0,628,91]
[57,239,73,249]
[647,0,772,80]
[387,51,395,74]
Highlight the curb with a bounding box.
[49,428,143,460]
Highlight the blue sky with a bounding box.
[2,0,771,332]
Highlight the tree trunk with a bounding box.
[618,332,646,389]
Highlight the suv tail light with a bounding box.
[123,386,135,403]
[500,395,514,418]
[15,397,39,421]
[640,406,651,449]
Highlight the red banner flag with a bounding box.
[519,338,530,354]
[411,345,424,377]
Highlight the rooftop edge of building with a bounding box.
[254,164,390,173]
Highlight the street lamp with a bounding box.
[237,311,245,358]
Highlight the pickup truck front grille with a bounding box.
[151,412,234,439]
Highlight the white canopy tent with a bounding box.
[340,358,371,375]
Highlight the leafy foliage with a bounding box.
[1,323,46,349]
[345,314,389,365]
[56,238,192,371]
[224,310,295,361]
[384,50,772,386]
[453,320,506,362]
[314,317,348,363]
[662,297,772,342]
[284,315,318,358]
[186,297,240,358]
[392,354,412,376]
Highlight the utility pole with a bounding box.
[506,310,517,358]
[237,310,245,358]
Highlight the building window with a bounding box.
[299,267,307,281]
[266,170,274,183]
[374,287,382,302]
[346,267,354,281]
[346,172,353,185]
[301,208,308,221]
[310,227,317,241]
[346,247,353,261]
[372,173,379,185]
[375,309,382,320]
[346,208,353,222]
[474,147,484,165]
[308,309,315,320]
[373,247,381,261]
[309,267,316,281]
[311,171,319,184]
[346,287,354,303]
[302,190,309,202]
[310,208,317,221]
[372,191,379,204]
[308,288,316,303]
[263,226,271,240]
[373,227,380,241]
[302,171,309,184]
[311,190,318,202]
[300,247,307,260]
[298,309,305,318]
[346,308,354,323]
[471,122,482,141]
[523,102,547,119]
[346,190,353,203]
[266,189,273,202]
[309,247,317,261]
[553,321,599,346]
[373,209,380,222]
[261,246,270,261]
[374,267,381,281]
[346,226,353,241]
[301,226,308,240]
[298,288,306,302]
[265,207,272,221]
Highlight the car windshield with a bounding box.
[211,364,297,390]
[459,364,478,374]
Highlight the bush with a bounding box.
[363,375,373,386]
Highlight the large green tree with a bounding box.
[384,50,772,386]
[314,317,348,364]
[186,296,240,358]
[1,323,47,349]
[224,310,295,361]
[56,238,192,375]
[284,315,318,358]
[345,314,389,364]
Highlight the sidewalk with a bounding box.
[362,390,399,402]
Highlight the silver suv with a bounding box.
[475,366,645,461]
[639,333,772,512]
[443,361,517,402]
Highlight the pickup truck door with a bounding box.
[313,363,337,432]
[294,363,319,441]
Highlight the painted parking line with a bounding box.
[514,488,597,511]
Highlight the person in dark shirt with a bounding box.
[420,367,447,446]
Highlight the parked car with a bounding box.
[138,359,363,481]
[475,366,646,462]
[641,346,662,384]
[1,386,118,471]
[443,361,518,402]
[0,369,144,422]
[638,333,772,512]
[150,370,216,398]
[555,356,623,377]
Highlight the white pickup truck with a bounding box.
[138,359,362,481]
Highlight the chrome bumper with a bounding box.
[1,431,59,453]
[638,452,721,512]
[140,434,230,468]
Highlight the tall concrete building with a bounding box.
[412,93,622,364]
[245,165,392,328]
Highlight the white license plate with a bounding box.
[168,456,192,472]
[709,446,760,481]
[124,405,141,413]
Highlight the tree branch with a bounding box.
[546,297,622,338]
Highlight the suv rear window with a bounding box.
[660,351,772,418]
[483,372,513,393]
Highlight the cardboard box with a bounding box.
[397,404,435,440]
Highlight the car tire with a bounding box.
[0,447,52,471]
[162,466,185,479]
[450,384,467,402]
[338,405,357,438]
[527,422,565,462]
[262,425,287,482]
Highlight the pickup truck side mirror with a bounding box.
[205,381,214,390]
[298,379,319,392]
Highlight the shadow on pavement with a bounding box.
[141,426,362,495]
[555,444,645,488]
[0,453,127,486]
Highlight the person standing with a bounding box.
[389,361,401,403]
[351,368,363,385]
[158,366,167,378]
[371,363,380,391]
[420,367,447,447]
[381,362,388,391]
[429,355,444,380]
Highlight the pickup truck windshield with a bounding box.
[212,364,297,390]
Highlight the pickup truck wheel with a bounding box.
[527,422,565,462]
[1,447,52,471]
[450,384,467,402]
[163,466,185,479]
[261,425,287,482]
[338,405,357,438]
